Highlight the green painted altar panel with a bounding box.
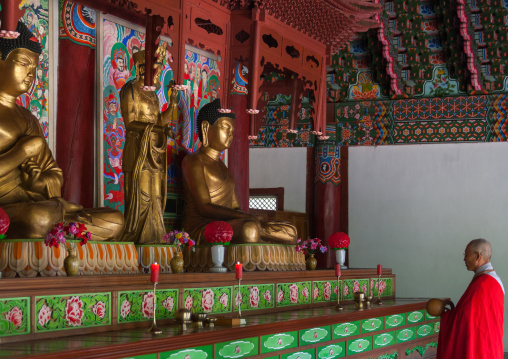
[384,313,405,328]
[215,337,259,359]
[183,287,233,314]
[0,297,30,337]
[373,331,395,349]
[406,310,425,324]
[416,323,434,339]
[300,326,331,345]
[160,345,213,359]
[312,281,340,303]
[316,342,345,358]
[234,284,275,312]
[261,331,299,354]
[347,336,372,355]
[332,321,360,338]
[433,321,440,333]
[281,348,315,359]
[360,317,384,333]
[276,282,312,307]
[121,354,158,359]
[118,289,178,323]
[396,327,415,343]
[425,312,439,320]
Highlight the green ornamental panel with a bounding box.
[416,324,434,339]
[426,312,439,320]
[121,354,158,359]
[312,281,340,303]
[183,287,233,314]
[406,310,425,324]
[35,293,110,332]
[371,278,394,297]
[0,297,30,337]
[373,332,395,349]
[396,328,415,343]
[300,326,331,345]
[160,345,213,359]
[332,321,360,338]
[233,284,274,312]
[361,317,384,333]
[434,321,440,333]
[317,342,345,359]
[216,337,259,359]
[281,348,315,359]
[276,282,312,307]
[118,289,178,323]
[347,337,372,355]
[342,279,368,301]
[384,313,405,328]
[261,331,299,354]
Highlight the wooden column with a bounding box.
[228,94,250,212]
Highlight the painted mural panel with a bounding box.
[16,0,50,140]
[59,0,96,48]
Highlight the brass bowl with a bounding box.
[175,308,192,323]
[354,291,365,301]
[192,312,207,322]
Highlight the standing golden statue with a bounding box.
[119,50,177,244]
[182,99,297,245]
[0,21,124,240]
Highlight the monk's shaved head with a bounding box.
[467,238,492,261]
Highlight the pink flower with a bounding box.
[219,293,228,308]
[370,279,375,293]
[343,285,349,297]
[5,306,23,327]
[353,281,360,293]
[249,287,260,308]
[277,289,284,303]
[324,282,331,301]
[38,304,51,327]
[361,284,367,294]
[263,290,271,302]
[120,299,131,318]
[65,296,84,327]
[290,284,298,303]
[163,296,174,312]
[201,289,214,313]
[301,287,309,299]
[142,292,154,318]
[313,286,319,299]
[184,295,193,310]
[92,301,106,319]
[235,292,242,307]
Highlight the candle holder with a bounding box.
[335,275,343,311]
[375,275,383,305]
[237,278,247,324]
[147,282,162,334]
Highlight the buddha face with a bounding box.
[0,48,38,96]
[206,117,234,152]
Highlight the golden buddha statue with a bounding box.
[181,99,297,245]
[0,21,124,240]
[119,50,177,244]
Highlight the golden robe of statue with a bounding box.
[0,21,124,240]
[119,50,177,244]
[182,99,297,245]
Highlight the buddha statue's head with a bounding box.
[0,21,42,97]
[197,99,236,151]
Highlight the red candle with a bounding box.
[235,262,243,280]
[335,264,341,277]
[150,262,160,283]
[377,264,382,276]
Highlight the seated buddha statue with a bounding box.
[181,99,297,245]
[0,21,124,240]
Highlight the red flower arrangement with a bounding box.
[0,207,10,239]
[204,221,233,245]
[328,232,350,250]
[44,222,91,249]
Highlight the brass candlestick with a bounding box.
[375,275,383,305]
[236,278,246,324]
[147,282,162,334]
[335,276,343,311]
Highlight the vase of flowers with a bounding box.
[204,221,233,273]
[163,230,195,274]
[295,238,328,270]
[328,232,350,269]
[44,222,91,276]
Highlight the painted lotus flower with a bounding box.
[263,290,271,303]
[142,292,154,318]
[301,287,309,300]
[353,281,360,293]
[5,306,23,327]
[235,292,242,308]
[361,284,367,294]
[65,296,84,327]
[120,299,131,319]
[343,284,349,297]
[163,296,174,313]
[277,289,284,303]
[249,287,260,308]
[92,301,106,319]
[324,282,331,301]
[290,284,299,303]
[38,304,51,327]
[184,295,194,310]
[313,286,319,299]
[219,293,228,308]
[202,289,214,313]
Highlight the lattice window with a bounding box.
[249,196,278,211]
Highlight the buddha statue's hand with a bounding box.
[20,159,43,192]
[164,126,177,139]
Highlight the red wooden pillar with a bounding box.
[228,94,250,212]
[312,144,348,268]
[55,40,95,208]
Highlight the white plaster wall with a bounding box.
[249,147,307,213]
[349,142,508,348]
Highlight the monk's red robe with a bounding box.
[437,274,504,359]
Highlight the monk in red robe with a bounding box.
[437,238,505,359]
